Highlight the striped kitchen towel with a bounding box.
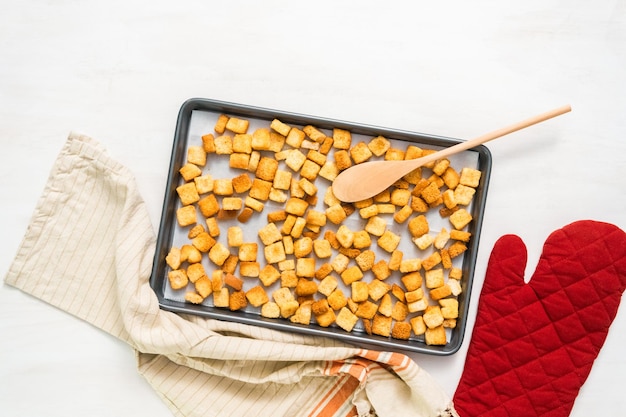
[4,132,457,417]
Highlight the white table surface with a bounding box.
[1,1,624,415]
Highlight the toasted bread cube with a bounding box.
[442,189,457,210]
[399,258,421,273]
[393,205,413,224]
[459,167,481,187]
[257,222,281,245]
[221,197,242,211]
[430,283,452,301]
[290,217,307,239]
[367,136,390,156]
[404,145,423,160]
[212,179,232,196]
[331,226,351,249]
[213,287,230,308]
[208,243,230,266]
[448,279,462,296]
[279,300,300,318]
[278,259,295,272]
[425,325,447,345]
[339,266,363,286]
[339,247,360,259]
[331,253,350,274]
[249,127,270,150]
[448,242,468,259]
[302,125,325,142]
[410,196,429,213]
[236,207,253,223]
[181,244,202,264]
[449,267,463,280]
[214,114,229,134]
[441,248,453,271]
[168,269,188,290]
[351,281,369,303]
[284,127,305,148]
[332,128,352,149]
[192,232,216,253]
[327,289,348,311]
[283,197,307,217]
[371,314,392,337]
[352,250,374,272]
[439,298,459,319]
[306,150,326,166]
[285,149,307,172]
[179,163,202,182]
[405,288,424,303]
[224,273,244,291]
[385,148,405,161]
[318,136,333,154]
[247,178,271,201]
[324,204,346,225]
[272,286,295,306]
[336,307,358,332]
[368,279,391,302]
[271,170,291,191]
[390,189,411,207]
[295,278,318,296]
[298,178,318,196]
[312,239,332,259]
[232,133,252,154]
[346,298,359,314]
[200,218,217,238]
[318,275,339,297]
[296,258,316,278]
[419,181,441,205]
[449,208,472,230]
[365,216,387,237]
[211,270,224,291]
[355,301,379,319]
[315,263,333,280]
[412,234,434,250]
[377,293,393,317]
[318,161,339,182]
[391,321,412,340]
[202,133,216,153]
[404,168,423,185]
[454,184,476,206]
[350,142,373,164]
[377,230,401,253]
[214,135,233,155]
[165,247,182,270]
[245,151,260,172]
[264,242,286,264]
[237,243,257,262]
[371,260,391,280]
[225,117,249,134]
[176,205,197,227]
[433,228,451,250]
[267,188,286,204]
[423,305,444,329]
[187,145,206,166]
[334,150,352,171]
[293,237,313,258]
[449,230,471,243]
[348,231,370,250]
[196,195,218,218]
[228,173,251,194]
[254,157,278,182]
[194,275,212,298]
[299,160,321,181]
[314,308,336,327]
[311,299,330,316]
[391,284,405,302]
[401,271,423,291]
[193,174,214,195]
[289,302,312,325]
[260,301,281,318]
[385,250,401,272]
[230,153,250,170]
[422,252,442,271]
[391,301,409,322]
[358,204,379,219]
[408,215,429,238]
[229,290,247,311]
[410,316,426,336]
[176,182,200,206]
[269,118,291,136]
[222,255,239,274]
[407,298,428,313]
[258,264,280,287]
[243,285,268,308]
[244,196,265,212]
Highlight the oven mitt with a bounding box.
[453,220,626,416]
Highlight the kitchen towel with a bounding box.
[4,132,457,417]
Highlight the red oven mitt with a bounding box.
[453,220,626,417]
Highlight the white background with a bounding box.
[1,1,624,415]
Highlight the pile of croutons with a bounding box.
[165,113,481,346]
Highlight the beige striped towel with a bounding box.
[4,132,458,417]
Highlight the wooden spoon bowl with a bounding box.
[331,105,571,202]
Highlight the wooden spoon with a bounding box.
[331,104,571,202]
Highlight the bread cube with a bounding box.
[327,289,348,311]
[336,307,359,332]
[368,279,391,302]
[350,142,373,164]
[225,117,249,134]
[176,205,197,227]
[351,281,369,303]
[179,163,202,182]
[261,301,281,318]
[340,266,363,285]
[258,222,282,245]
[372,314,393,337]
[459,167,481,187]
[208,243,230,266]
[334,150,352,171]
[371,260,391,280]
[202,133,216,152]
[176,182,200,206]
[410,316,426,336]
[168,269,188,290]
[367,135,390,156]
[264,242,286,264]
[259,264,281,287]
[230,153,251,170]
[377,230,401,253]
[391,321,412,340]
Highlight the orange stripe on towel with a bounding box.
[308,373,360,417]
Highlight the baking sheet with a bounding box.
[150,98,492,355]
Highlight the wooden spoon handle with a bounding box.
[417,104,572,166]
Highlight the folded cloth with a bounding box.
[4,132,457,417]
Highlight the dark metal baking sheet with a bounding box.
[150,97,492,355]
